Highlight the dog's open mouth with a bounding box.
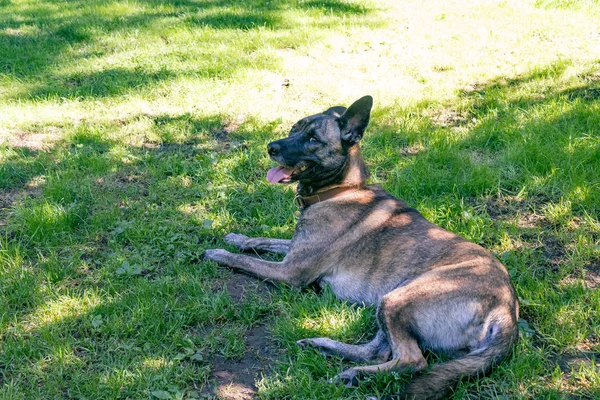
[266,165,308,184]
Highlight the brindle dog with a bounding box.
[204,96,519,399]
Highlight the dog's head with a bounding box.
[266,95,372,187]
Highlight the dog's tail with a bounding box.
[388,313,517,400]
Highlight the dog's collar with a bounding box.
[294,185,364,210]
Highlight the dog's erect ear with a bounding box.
[323,106,347,117]
[338,95,373,145]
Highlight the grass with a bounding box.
[1,0,600,399]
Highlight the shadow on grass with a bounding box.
[456,63,600,212]
[0,108,315,396]
[370,61,600,215]
[0,115,273,397]
[25,67,178,100]
[301,0,371,15]
[1,62,600,398]
[0,0,377,100]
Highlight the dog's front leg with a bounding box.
[203,249,304,286]
[224,233,290,255]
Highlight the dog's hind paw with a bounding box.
[333,368,360,387]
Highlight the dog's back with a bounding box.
[291,185,516,305]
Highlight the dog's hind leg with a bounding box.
[334,333,427,387]
[333,294,429,387]
[297,329,391,363]
[224,233,290,255]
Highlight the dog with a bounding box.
[204,96,519,399]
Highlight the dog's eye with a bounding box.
[309,137,318,143]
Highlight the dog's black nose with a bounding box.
[267,142,280,156]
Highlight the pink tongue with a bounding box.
[267,166,296,183]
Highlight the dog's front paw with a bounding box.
[224,233,250,249]
[296,338,338,358]
[203,249,231,263]
[333,368,360,387]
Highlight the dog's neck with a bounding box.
[297,145,369,197]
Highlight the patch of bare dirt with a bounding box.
[201,273,275,399]
[211,117,242,142]
[483,194,550,228]
[462,83,487,94]
[201,324,274,400]
[582,262,600,289]
[579,333,600,351]
[517,213,546,229]
[0,190,18,208]
[97,172,149,195]
[469,149,491,165]
[541,235,567,269]
[399,145,422,157]
[562,260,600,289]
[0,184,42,226]
[429,109,470,128]
[210,117,248,152]
[516,232,568,273]
[0,129,60,151]
[114,173,145,186]
[5,28,26,36]
[0,191,15,226]
[219,272,272,302]
[553,350,599,377]
[481,194,571,271]
[484,195,529,219]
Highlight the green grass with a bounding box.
[1,0,600,399]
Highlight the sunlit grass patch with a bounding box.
[14,200,87,242]
[272,287,376,348]
[22,292,103,332]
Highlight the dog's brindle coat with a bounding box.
[204,96,519,399]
